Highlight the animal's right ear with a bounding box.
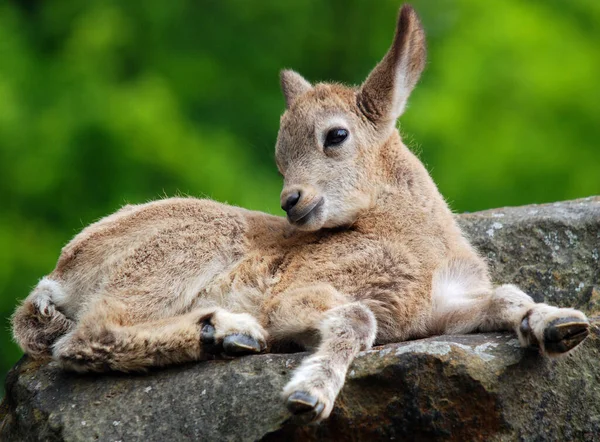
[280,70,312,109]
[357,4,426,125]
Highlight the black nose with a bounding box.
[282,191,301,213]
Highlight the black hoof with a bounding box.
[520,316,538,346]
[222,334,262,356]
[544,317,589,354]
[286,391,325,423]
[200,322,220,354]
[200,322,215,344]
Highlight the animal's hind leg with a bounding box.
[12,278,75,358]
[483,285,589,356]
[431,259,590,356]
[53,300,268,372]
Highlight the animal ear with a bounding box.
[358,4,426,124]
[280,70,312,108]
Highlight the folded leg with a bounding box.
[53,299,268,372]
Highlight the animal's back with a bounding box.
[12,197,275,356]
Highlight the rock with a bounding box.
[2,330,600,442]
[457,196,600,313]
[2,197,600,441]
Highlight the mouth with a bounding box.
[288,197,325,225]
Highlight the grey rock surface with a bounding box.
[458,196,600,312]
[2,197,600,441]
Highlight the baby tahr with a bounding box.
[13,4,589,423]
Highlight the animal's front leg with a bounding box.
[282,302,377,423]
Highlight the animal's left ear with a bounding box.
[280,70,312,109]
[357,4,426,124]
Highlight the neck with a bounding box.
[353,130,454,232]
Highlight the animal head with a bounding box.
[276,4,426,231]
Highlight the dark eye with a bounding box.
[324,128,348,148]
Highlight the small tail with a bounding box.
[12,277,75,358]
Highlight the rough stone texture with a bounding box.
[2,197,600,441]
[458,196,600,313]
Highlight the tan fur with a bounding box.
[12,4,589,422]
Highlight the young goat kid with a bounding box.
[13,4,590,423]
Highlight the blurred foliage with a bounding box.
[1,0,599,395]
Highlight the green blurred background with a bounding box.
[1,0,599,395]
